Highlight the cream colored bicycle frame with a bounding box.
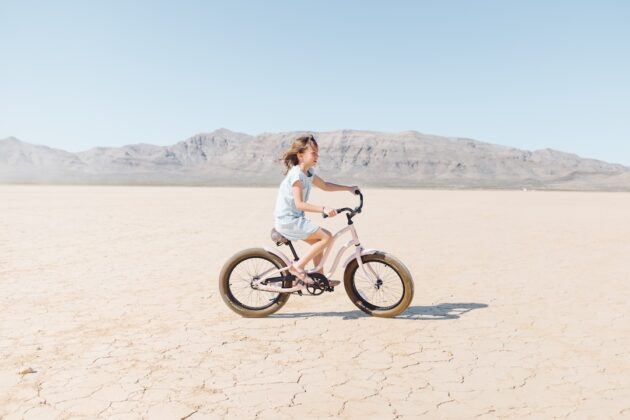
[258,223,381,287]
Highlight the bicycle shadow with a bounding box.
[270,302,488,320]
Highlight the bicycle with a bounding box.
[219,192,414,318]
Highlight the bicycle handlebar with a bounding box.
[323,191,363,219]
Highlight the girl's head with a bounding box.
[281,134,319,174]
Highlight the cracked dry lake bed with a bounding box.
[1,186,629,418]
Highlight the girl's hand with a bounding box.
[323,206,337,218]
[349,186,360,194]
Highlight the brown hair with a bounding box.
[280,134,318,174]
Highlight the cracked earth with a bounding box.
[1,186,629,418]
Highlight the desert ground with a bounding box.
[1,185,629,419]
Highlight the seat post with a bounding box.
[287,241,299,261]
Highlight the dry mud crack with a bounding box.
[2,186,630,418]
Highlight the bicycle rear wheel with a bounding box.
[343,252,414,317]
[219,248,291,317]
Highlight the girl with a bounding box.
[274,134,360,287]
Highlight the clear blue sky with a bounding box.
[1,1,629,165]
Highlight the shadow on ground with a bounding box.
[270,303,488,320]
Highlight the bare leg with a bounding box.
[304,236,327,273]
[294,228,332,272]
[292,228,340,288]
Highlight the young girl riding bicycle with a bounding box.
[274,134,360,288]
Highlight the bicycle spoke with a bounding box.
[352,260,404,309]
[228,257,281,310]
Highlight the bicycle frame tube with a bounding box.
[315,224,363,279]
[263,223,380,283]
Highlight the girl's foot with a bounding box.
[288,264,316,287]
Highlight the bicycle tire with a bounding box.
[343,252,414,317]
[219,248,291,317]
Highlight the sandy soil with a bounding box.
[1,185,629,418]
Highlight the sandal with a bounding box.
[288,263,316,287]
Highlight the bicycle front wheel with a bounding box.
[343,252,414,317]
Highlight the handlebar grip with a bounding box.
[323,193,363,219]
[323,208,344,219]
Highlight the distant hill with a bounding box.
[1,129,629,190]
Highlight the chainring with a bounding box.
[305,272,331,295]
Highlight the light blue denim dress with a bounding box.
[274,165,320,241]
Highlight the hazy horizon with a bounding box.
[3,128,628,169]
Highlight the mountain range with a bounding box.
[1,129,629,190]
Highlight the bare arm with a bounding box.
[313,175,359,193]
[292,181,337,217]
